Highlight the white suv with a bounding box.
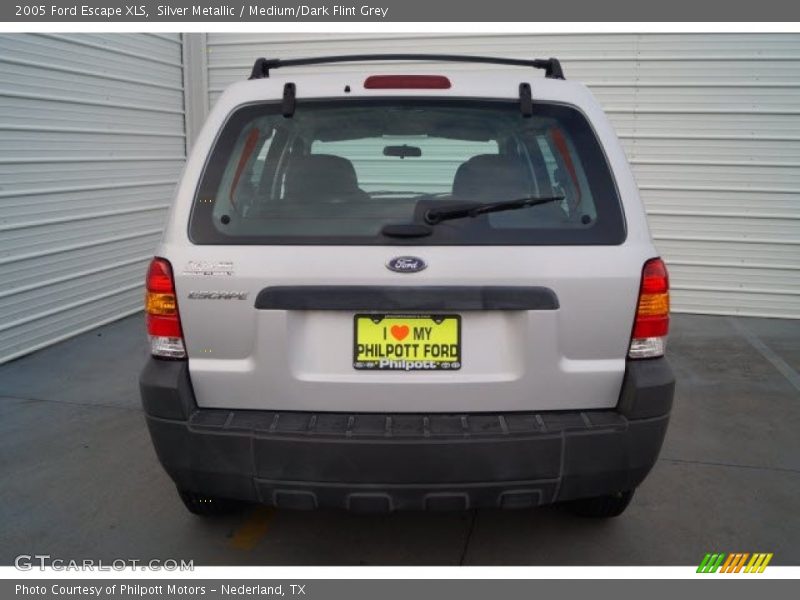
[140,55,675,518]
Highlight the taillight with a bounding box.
[629,258,670,359]
[364,75,451,89]
[145,257,186,359]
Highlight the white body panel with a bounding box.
[159,70,659,412]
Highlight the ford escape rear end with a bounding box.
[140,55,675,517]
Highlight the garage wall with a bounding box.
[204,33,800,319]
[0,33,186,363]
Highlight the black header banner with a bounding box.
[5,0,800,22]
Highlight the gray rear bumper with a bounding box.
[140,358,674,511]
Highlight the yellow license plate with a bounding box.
[353,314,461,371]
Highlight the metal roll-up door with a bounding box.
[0,33,187,363]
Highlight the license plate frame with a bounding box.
[353,314,461,371]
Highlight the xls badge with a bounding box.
[183,261,234,277]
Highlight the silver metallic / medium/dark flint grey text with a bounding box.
[157,5,235,16]
[248,4,390,17]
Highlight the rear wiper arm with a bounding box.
[424,196,564,225]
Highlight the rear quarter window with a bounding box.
[189,99,625,245]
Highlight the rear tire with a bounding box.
[177,489,243,516]
[567,489,635,518]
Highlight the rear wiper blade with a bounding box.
[381,222,433,238]
[369,190,435,196]
[424,196,564,225]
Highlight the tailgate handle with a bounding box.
[255,286,559,311]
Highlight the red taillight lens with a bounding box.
[145,258,185,358]
[629,258,670,358]
[640,258,669,295]
[146,258,175,293]
[146,314,182,338]
[364,75,451,89]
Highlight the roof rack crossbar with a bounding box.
[248,54,565,80]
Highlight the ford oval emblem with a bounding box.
[386,256,427,273]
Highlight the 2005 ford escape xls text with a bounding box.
[140,54,675,518]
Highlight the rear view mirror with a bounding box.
[383,144,422,159]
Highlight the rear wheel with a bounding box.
[177,489,243,516]
[567,489,635,518]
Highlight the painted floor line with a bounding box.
[661,457,800,475]
[728,317,800,393]
[229,506,276,551]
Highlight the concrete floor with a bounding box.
[0,313,798,566]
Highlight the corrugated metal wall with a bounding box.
[0,33,186,363]
[206,33,800,319]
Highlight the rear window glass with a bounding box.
[189,99,624,245]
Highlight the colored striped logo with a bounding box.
[697,553,773,573]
